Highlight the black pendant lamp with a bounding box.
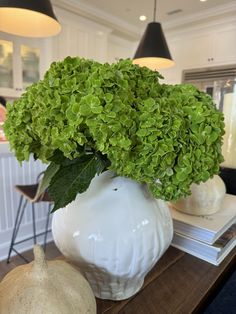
[133,0,174,70]
[0,0,61,37]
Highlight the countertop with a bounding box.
[0,142,13,157]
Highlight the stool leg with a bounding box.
[7,196,28,263]
[32,203,37,245]
[14,199,28,241]
[43,203,51,252]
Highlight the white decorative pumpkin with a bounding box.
[171,175,226,215]
[0,245,96,314]
[52,170,173,300]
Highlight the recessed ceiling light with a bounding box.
[200,0,207,2]
[139,15,147,21]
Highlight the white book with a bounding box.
[171,224,236,266]
[169,194,236,245]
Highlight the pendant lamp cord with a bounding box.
[153,0,157,22]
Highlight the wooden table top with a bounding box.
[95,246,236,314]
[1,243,235,314]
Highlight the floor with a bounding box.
[0,241,61,280]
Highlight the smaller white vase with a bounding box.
[52,171,173,300]
[171,175,226,215]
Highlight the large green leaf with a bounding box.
[95,152,111,174]
[49,154,97,212]
[36,162,60,199]
[49,148,84,165]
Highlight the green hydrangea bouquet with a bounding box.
[4,57,225,212]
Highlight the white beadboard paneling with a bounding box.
[92,32,108,63]
[77,30,89,58]
[69,27,89,58]
[7,157,14,229]
[0,158,7,231]
[0,154,53,261]
[51,6,112,63]
[52,23,70,61]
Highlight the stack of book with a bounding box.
[169,194,236,266]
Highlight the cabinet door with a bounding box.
[213,27,236,65]
[0,34,48,98]
[0,36,21,97]
[0,39,14,90]
[180,33,213,68]
[20,43,40,89]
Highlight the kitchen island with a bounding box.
[0,142,11,156]
[0,142,50,260]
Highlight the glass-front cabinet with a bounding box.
[0,32,49,98]
[21,45,40,89]
[0,39,13,90]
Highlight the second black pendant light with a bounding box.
[133,0,174,70]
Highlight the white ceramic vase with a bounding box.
[52,171,173,300]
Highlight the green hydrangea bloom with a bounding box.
[4,57,225,203]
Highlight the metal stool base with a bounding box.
[7,194,52,263]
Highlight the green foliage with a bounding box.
[4,57,225,210]
[48,152,98,212]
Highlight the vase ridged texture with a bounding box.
[52,171,173,300]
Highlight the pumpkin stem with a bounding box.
[33,245,47,271]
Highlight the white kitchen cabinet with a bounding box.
[180,33,214,68]
[180,27,236,69]
[0,32,49,98]
[213,26,236,64]
[161,23,236,84]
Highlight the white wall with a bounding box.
[51,7,112,63]
[50,7,136,65]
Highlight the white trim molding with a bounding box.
[52,0,141,41]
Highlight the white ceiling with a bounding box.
[76,0,234,28]
[54,0,236,40]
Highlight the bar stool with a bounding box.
[7,172,53,263]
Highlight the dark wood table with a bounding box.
[1,243,235,314]
[95,246,236,314]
